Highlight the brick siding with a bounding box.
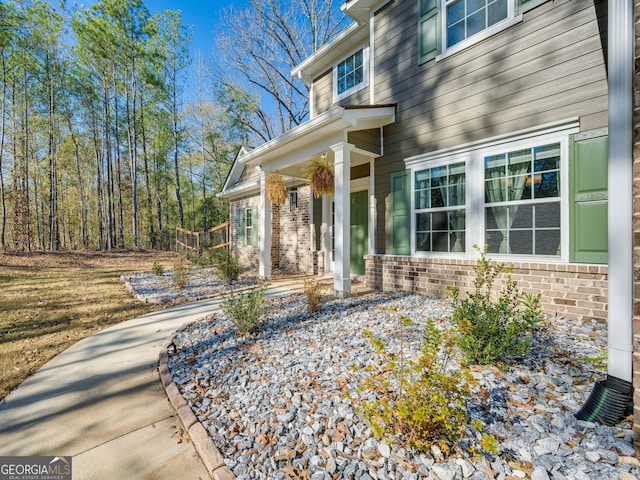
[365,255,608,323]
[230,185,314,274]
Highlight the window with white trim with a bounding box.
[418,0,546,63]
[446,0,508,48]
[245,207,256,246]
[484,143,561,255]
[407,128,570,259]
[334,47,369,101]
[414,161,466,252]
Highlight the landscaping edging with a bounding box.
[159,322,235,480]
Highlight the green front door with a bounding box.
[350,190,368,275]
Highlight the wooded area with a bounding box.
[0,0,344,251]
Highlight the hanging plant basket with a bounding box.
[265,172,287,205]
[304,155,334,198]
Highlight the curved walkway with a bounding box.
[0,277,306,479]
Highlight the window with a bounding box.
[406,123,575,259]
[418,0,545,63]
[334,47,369,101]
[446,0,507,48]
[238,206,258,247]
[484,143,561,255]
[414,162,466,252]
[245,207,255,246]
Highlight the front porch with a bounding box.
[235,105,395,297]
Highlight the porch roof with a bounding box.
[238,105,395,169]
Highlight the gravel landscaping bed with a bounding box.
[168,292,640,480]
[121,267,260,304]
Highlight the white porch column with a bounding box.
[369,158,376,255]
[332,142,354,297]
[259,172,272,279]
[321,195,330,273]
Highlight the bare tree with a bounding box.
[212,0,347,142]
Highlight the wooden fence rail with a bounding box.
[207,221,230,250]
[175,227,200,254]
[175,222,230,254]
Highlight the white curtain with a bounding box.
[485,152,529,253]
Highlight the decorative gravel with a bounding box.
[121,268,259,304]
[168,292,640,480]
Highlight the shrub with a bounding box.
[173,259,189,290]
[447,246,542,365]
[222,286,267,333]
[210,249,242,285]
[361,313,474,456]
[152,261,164,276]
[303,278,324,312]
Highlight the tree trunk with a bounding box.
[139,87,155,248]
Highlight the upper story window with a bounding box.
[419,0,546,63]
[446,0,507,48]
[333,46,369,102]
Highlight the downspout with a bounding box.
[576,0,634,425]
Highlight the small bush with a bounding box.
[222,286,267,333]
[448,246,541,365]
[304,278,324,312]
[152,261,164,276]
[173,259,189,290]
[361,313,474,456]
[210,249,242,285]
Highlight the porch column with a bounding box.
[369,158,376,255]
[321,195,330,273]
[332,142,354,297]
[259,172,272,279]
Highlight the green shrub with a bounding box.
[210,249,242,285]
[447,246,541,365]
[152,261,164,276]
[173,259,189,290]
[303,278,324,312]
[361,314,474,457]
[222,286,267,333]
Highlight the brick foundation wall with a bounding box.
[308,250,325,276]
[365,255,608,323]
[633,0,640,444]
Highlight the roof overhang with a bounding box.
[238,105,395,169]
[218,105,395,199]
[340,0,389,24]
[291,22,369,86]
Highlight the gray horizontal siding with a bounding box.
[370,0,607,253]
[312,69,333,117]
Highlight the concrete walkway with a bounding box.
[0,277,306,479]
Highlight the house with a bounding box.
[220,0,610,315]
[220,0,640,441]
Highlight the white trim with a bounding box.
[407,125,577,262]
[369,10,375,105]
[333,45,370,103]
[404,118,579,167]
[435,0,522,62]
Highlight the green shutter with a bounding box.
[391,170,411,255]
[517,0,548,14]
[237,207,245,246]
[250,206,258,247]
[418,0,441,64]
[569,130,608,264]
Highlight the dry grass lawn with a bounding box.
[0,250,180,401]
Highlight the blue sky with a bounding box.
[145,1,242,59]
